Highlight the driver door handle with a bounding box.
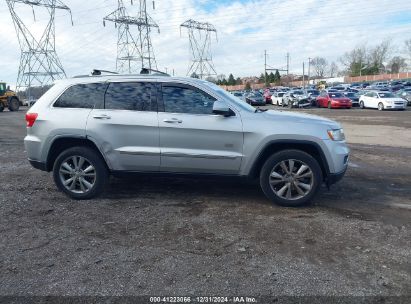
[163,118,182,123]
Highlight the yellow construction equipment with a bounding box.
[0,82,20,112]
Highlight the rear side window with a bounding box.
[162,85,217,115]
[105,82,152,111]
[54,83,106,108]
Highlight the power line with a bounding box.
[180,19,217,79]
[5,0,72,97]
[103,0,159,73]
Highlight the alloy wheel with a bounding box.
[59,155,96,194]
[269,159,314,200]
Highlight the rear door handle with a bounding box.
[163,118,182,123]
[93,114,111,120]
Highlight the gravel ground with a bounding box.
[0,107,410,299]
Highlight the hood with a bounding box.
[262,109,340,128]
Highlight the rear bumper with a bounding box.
[29,159,48,171]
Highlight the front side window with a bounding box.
[54,83,107,108]
[162,85,217,115]
[105,82,152,111]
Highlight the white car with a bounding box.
[271,91,286,105]
[359,91,407,111]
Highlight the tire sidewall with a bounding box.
[52,146,108,199]
[260,150,323,207]
[8,98,19,111]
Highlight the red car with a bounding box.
[316,91,352,109]
[263,88,272,103]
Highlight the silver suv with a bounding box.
[24,74,349,206]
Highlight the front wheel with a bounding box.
[378,102,384,111]
[328,102,332,109]
[53,146,109,199]
[359,101,365,109]
[8,97,20,111]
[260,150,322,207]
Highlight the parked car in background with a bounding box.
[395,89,411,106]
[305,89,320,106]
[263,89,272,103]
[271,91,286,106]
[283,90,311,108]
[359,91,407,111]
[232,91,244,99]
[244,92,265,106]
[316,91,352,109]
[343,92,359,107]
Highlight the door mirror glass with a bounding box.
[213,100,234,117]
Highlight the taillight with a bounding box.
[25,113,38,127]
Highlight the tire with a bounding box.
[378,102,384,111]
[259,150,323,207]
[0,103,4,112]
[359,101,365,109]
[327,101,332,109]
[53,146,109,199]
[8,97,20,111]
[277,100,279,106]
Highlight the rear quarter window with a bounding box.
[53,83,107,108]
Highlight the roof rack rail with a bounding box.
[91,69,119,76]
[140,68,170,76]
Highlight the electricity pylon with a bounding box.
[180,19,217,79]
[6,0,72,97]
[104,0,159,73]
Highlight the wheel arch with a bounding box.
[248,140,330,181]
[46,136,109,172]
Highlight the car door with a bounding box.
[86,81,160,171]
[158,83,244,174]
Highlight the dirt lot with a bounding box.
[0,107,410,299]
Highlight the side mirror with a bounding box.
[213,100,234,117]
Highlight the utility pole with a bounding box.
[303,62,305,88]
[104,0,159,73]
[180,19,217,79]
[264,50,267,85]
[286,52,290,75]
[308,57,311,87]
[6,0,72,98]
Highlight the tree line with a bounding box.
[310,38,411,78]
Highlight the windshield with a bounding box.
[307,90,319,95]
[329,92,344,98]
[207,83,255,112]
[378,92,395,98]
[292,90,304,95]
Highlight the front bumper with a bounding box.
[327,166,347,186]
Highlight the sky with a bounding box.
[1,0,411,88]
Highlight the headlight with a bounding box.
[327,128,345,141]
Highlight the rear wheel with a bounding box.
[8,97,19,111]
[260,150,322,207]
[0,103,4,112]
[378,102,384,111]
[53,146,109,199]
